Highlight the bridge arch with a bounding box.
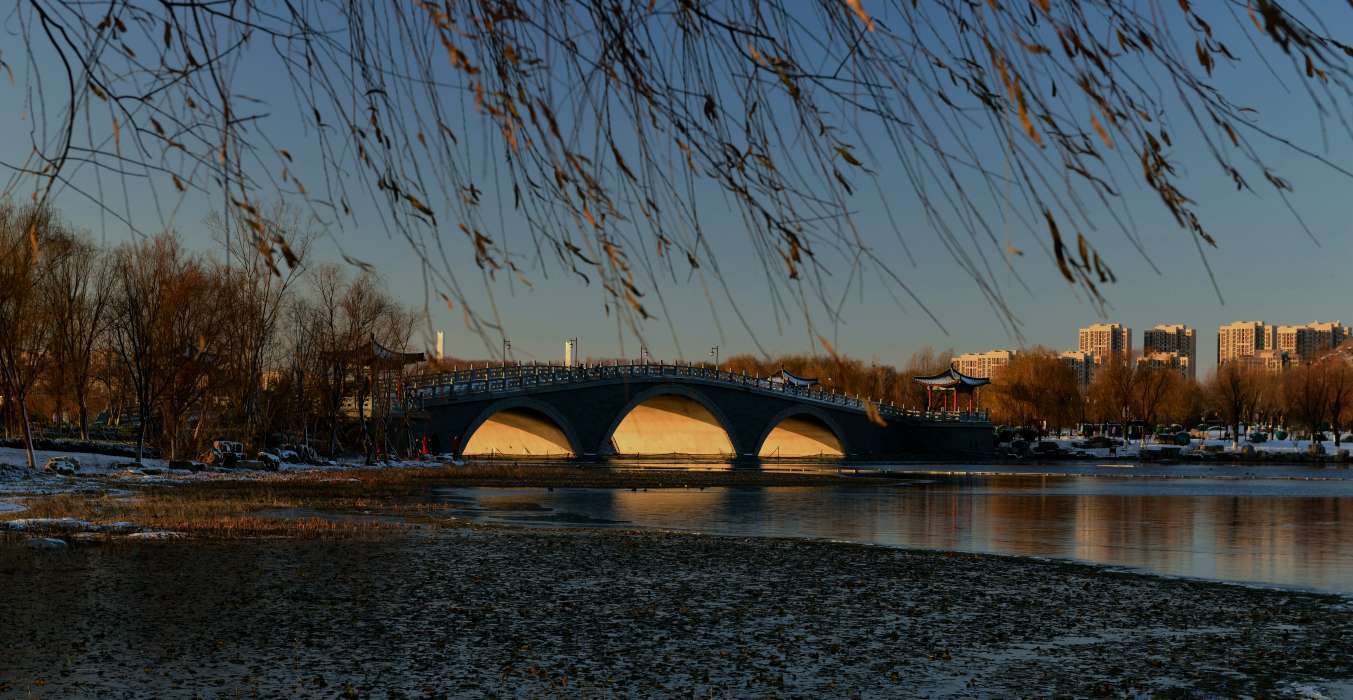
[754,406,849,459]
[460,397,580,458]
[602,384,743,456]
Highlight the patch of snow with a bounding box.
[1281,681,1353,699]
[3,517,94,532]
[0,446,166,473]
[123,530,185,540]
[23,537,67,550]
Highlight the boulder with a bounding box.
[256,451,281,471]
[24,537,67,551]
[42,456,81,475]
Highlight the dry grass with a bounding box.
[1,462,879,540]
[6,489,408,539]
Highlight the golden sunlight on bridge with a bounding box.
[758,415,844,459]
[461,408,574,457]
[609,395,735,456]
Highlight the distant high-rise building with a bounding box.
[1078,323,1131,365]
[1218,321,1276,366]
[1142,324,1196,379]
[435,331,445,360]
[1137,351,1193,378]
[564,338,578,367]
[1233,349,1291,373]
[1059,350,1094,390]
[1276,321,1350,364]
[954,349,1017,379]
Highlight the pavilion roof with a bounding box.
[912,366,990,389]
[325,336,426,368]
[774,368,818,387]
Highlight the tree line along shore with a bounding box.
[6,200,1351,472]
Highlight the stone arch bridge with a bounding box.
[404,363,991,461]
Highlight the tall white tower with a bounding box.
[435,331,444,360]
[564,338,578,367]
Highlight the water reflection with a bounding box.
[438,474,1353,593]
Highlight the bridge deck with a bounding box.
[405,362,988,424]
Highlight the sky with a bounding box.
[3,2,1352,375]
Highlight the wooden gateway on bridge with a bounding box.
[913,366,989,413]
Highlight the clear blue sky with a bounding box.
[3,3,1350,374]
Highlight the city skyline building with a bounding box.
[1217,320,1277,366]
[1078,323,1132,366]
[1137,351,1193,378]
[1232,348,1292,373]
[1059,350,1094,390]
[1276,321,1350,364]
[1142,324,1197,379]
[953,349,1017,379]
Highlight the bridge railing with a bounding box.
[400,362,990,423]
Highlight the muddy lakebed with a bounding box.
[2,463,1353,697]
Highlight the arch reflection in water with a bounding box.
[450,474,1353,592]
[609,394,735,456]
[462,407,574,457]
[758,413,844,459]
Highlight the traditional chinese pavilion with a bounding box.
[912,366,989,412]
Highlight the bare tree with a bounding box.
[985,348,1080,432]
[293,265,414,459]
[1208,363,1261,450]
[109,231,221,462]
[1132,367,1180,445]
[155,258,228,459]
[0,203,60,469]
[1323,355,1353,449]
[1087,360,1135,426]
[1283,361,1329,445]
[45,231,113,440]
[9,2,1353,353]
[212,208,310,449]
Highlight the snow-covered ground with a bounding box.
[0,445,451,512]
[1039,435,1350,460]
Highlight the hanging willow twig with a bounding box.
[4,0,1352,352]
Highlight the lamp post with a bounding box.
[709,345,719,369]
